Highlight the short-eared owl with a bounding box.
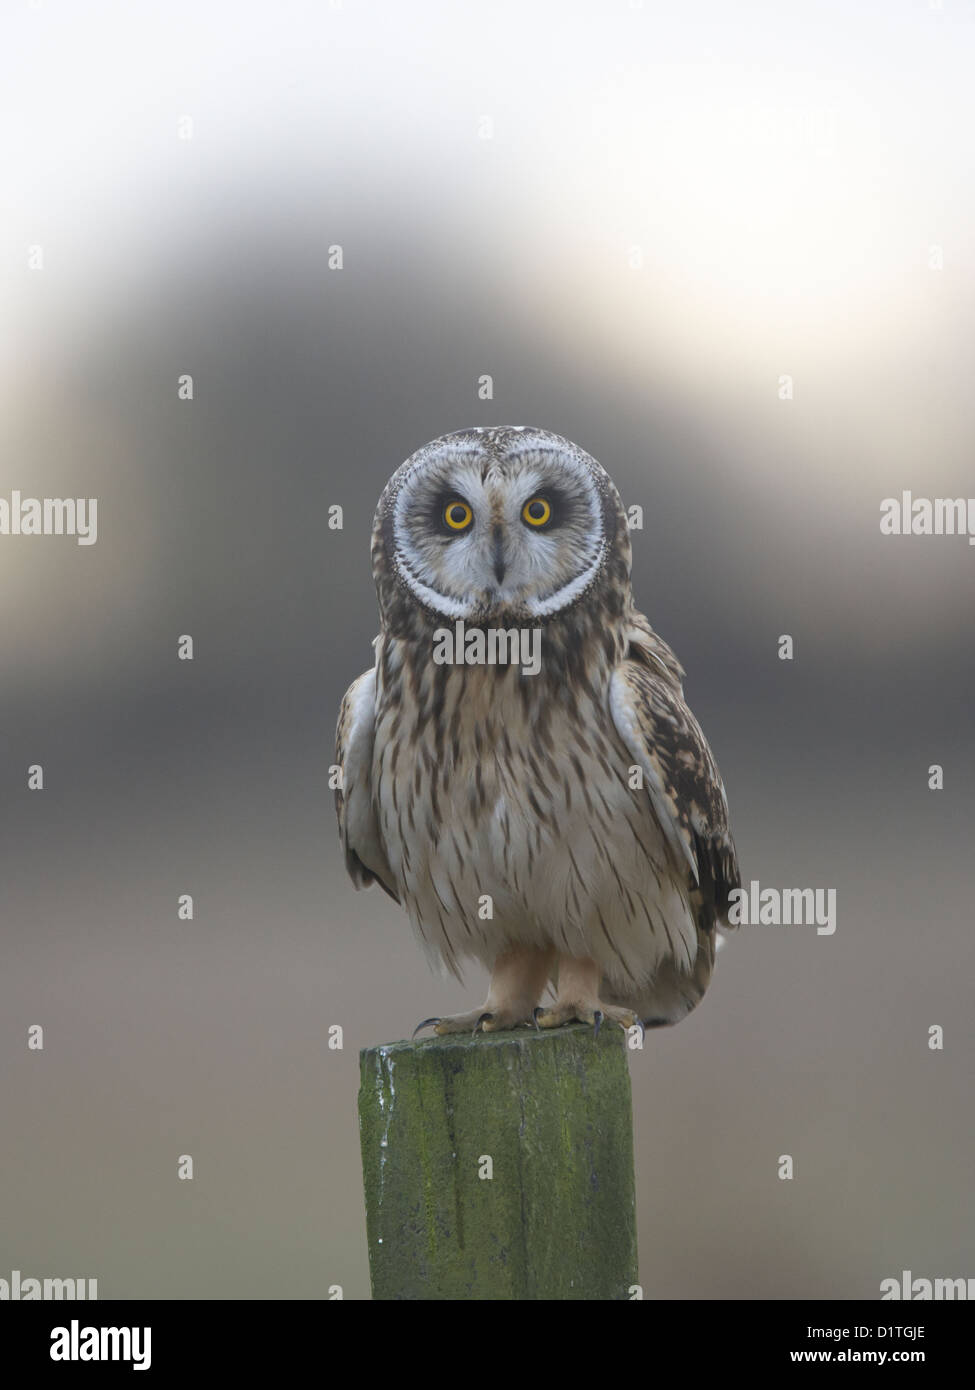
[335,427,739,1035]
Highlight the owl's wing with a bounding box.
[609,612,740,929]
[335,664,399,902]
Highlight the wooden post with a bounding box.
[358,1024,639,1300]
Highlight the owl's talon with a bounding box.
[412,1017,441,1039]
[535,998,637,1035]
[423,999,540,1036]
[532,1006,544,1031]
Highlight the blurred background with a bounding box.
[1,0,973,1299]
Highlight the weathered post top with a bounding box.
[358,1024,639,1300]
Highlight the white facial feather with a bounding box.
[389,431,609,621]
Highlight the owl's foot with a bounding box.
[533,954,643,1037]
[411,944,556,1041]
[413,1006,531,1038]
[533,1001,639,1033]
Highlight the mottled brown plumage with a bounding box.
[335,427,739,1033]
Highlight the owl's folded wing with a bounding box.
[608,614,740,930]
[335,665,400,901]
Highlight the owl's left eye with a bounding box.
[443,500,473,531]
[522,496,551,527]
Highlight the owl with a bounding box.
[335,427,740,1036]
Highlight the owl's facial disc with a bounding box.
[387,428,616,622]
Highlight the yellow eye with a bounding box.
[444,500,473,531]
[522,496,551,527]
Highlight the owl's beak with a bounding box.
[491,526,506,585]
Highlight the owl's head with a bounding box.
[373,427,631,625]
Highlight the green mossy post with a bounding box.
[358,1024,639,1300]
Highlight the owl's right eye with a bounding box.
[443,500,473,532]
